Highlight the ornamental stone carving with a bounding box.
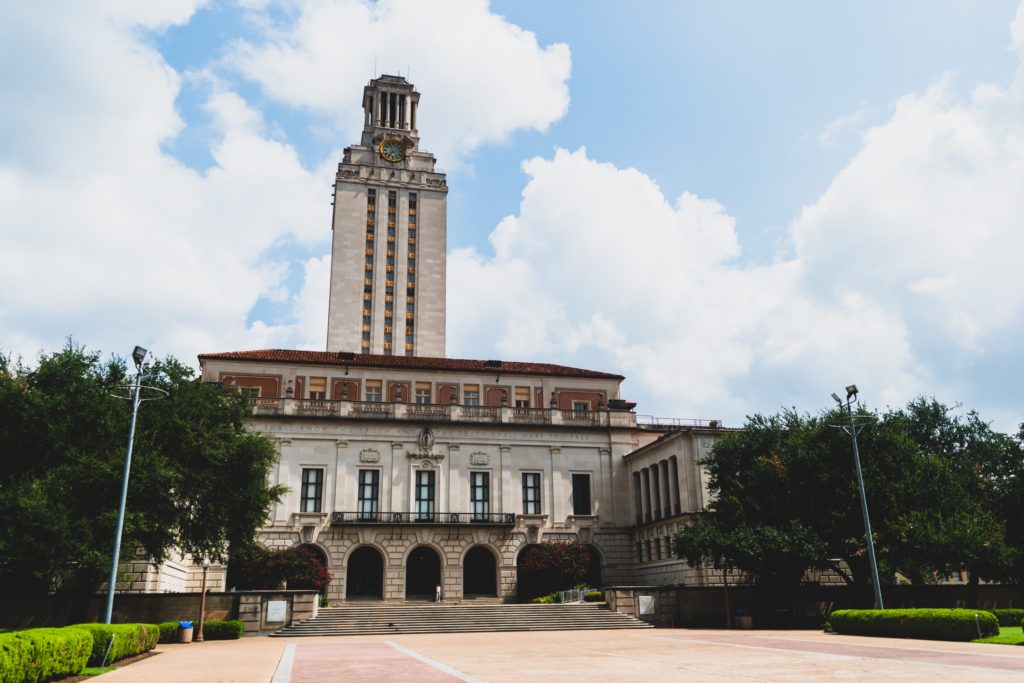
[469,451,489,466]
[359,448,381,463]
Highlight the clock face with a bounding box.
[379,138,405,162]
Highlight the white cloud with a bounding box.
[224,0,571,166]
[449,24,1024,428]
[0,2,328,366]
[818,105,870,146]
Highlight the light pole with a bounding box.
[104,346,165,624]
[831,385,884,610]
[196,557,211,642]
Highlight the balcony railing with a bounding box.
[331,511,516,526]
[249,399,634,428]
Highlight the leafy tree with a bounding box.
[517,542,593,598]
[231,546,332,593]
[0,342,285,608]
[674,399,1021,598]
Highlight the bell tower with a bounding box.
[326,76,447,357]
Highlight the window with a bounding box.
[571,473,591,515]
[514,386,530,408]
[572,401,590,411]
[300,468,323,513]
[415,470,435,521]
[415,382,431,405]
[308,377,326,400]
[365,380,382,402]
[358,469,379,520]
[522,472,541,514]
[471,472,490,520]
[464,385,480,406]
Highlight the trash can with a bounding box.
[178,620,194,643]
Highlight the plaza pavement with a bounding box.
[99,628,1024,682]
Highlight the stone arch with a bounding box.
[581,543,604,587]
[405,545,442,599]
[346,544,385,600]
[462,545,498,597]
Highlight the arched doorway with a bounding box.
[463,546,497,597]
[346,546,384,599]
[405,545,441,599]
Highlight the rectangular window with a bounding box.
[308,376,327,400]
[365,380,382,402]
[514,386,530,408]
[522,472,541,515]
[415,470,435,521]
[571,473,591,515]
[471,472,490,520]
[464,384,480,406]
[572,401,590,411]
[415,382,431,405]
[300,468,323,513]
[358,469,379,520]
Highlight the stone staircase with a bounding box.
[270,602,653,637]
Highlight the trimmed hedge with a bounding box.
[986,608,1024,627]
[66,623,159,666]
[157,620,245,643]
[583,590,605,602]
[0,627,92,683]
[828,609,998,641]
[201,620,244,640]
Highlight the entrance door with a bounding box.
[346,546,384,599]
[463,546,497,596]
[405,545,441,599]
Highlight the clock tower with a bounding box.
[326,75,447,357]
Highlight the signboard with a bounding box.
[638,595,655,616]
[266,600,288,623]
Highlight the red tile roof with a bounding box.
[197,349,625,380]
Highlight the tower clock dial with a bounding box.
[379,137,406,162]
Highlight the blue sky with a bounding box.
[3,1,1024,431]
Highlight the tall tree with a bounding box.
[0,342,285,602]
[674,399,1019,596]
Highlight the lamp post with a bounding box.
[831,385,884,610]
[104,345,148,624]
[196,558,211,642]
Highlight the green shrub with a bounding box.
[66,623,159,665]
[531,592,558,604]
[583,590,605,602]
[986,609,1024,627]
[157,621,179,644]
[0,627,92,683]
[828,609,998,641]
[201,620,245,640]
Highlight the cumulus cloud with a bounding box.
[450,16,1024,428]
[224,0,571,166]
[0,2,328,365]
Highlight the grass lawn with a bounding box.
[973,626,1024,645]
[81,667,118,676]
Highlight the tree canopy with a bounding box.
[674,398,1023,592]
[0,342,285,598]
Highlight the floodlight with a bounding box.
[131,346,148,369]
[831,392,842,404]
[846,384,859,399]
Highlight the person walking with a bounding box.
[435,584,442,602]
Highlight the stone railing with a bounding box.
[251,399,636,428]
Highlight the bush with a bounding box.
[828,609,998,642]
[583,590,605,602]
[66,623,159,665]
[986,608,1024,627]
[531,593,558,604]
[157,620,245,643]
[0,628,92,683]
[201,620,245,640]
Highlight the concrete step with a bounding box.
[271,602,652,637]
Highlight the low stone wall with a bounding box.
[0,590,319,634]
[605,584,1024,628]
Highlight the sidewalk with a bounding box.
[99,628,1024,682]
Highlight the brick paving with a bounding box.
[99,628,1024,682]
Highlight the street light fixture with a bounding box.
[103,346,165,624]
[832,386,884,610]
